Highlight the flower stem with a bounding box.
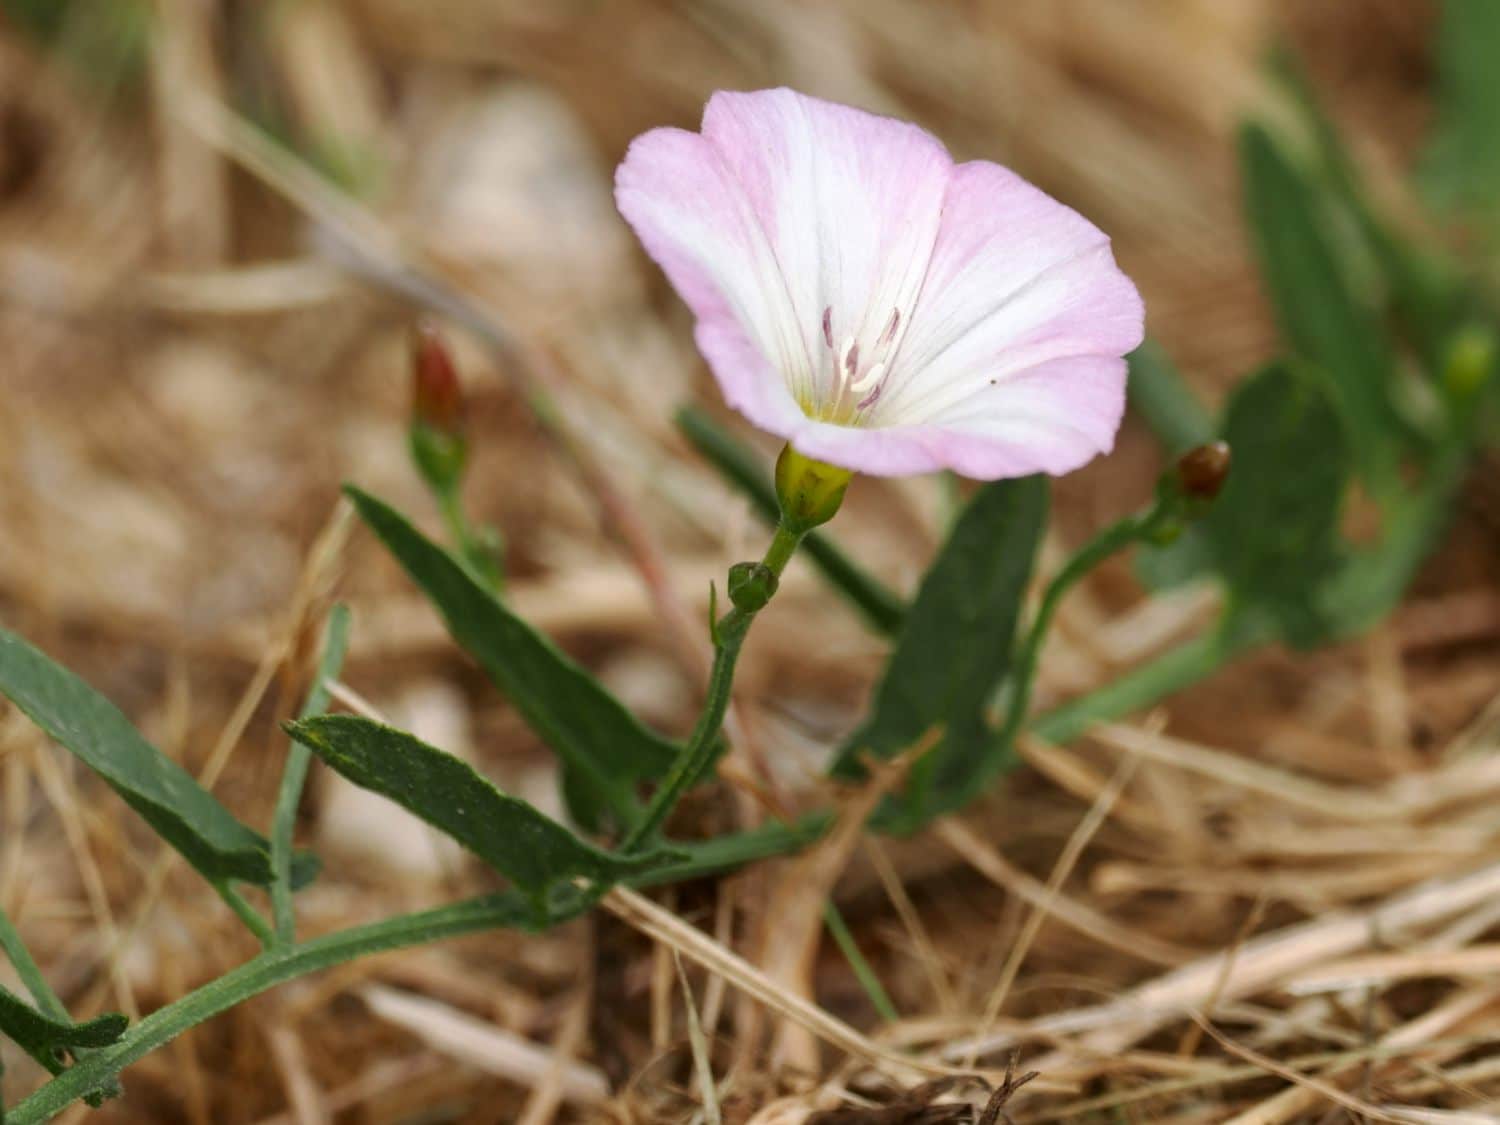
[995,504,1172,754]
[270,605,351,945]
[674,406,905,635]
[213,884,274,949]
[620,520,803,854]
[1030,615,1267,746]
[7,888,579,1125]
[437,485,503,593]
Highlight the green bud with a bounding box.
[727,561,778,612]
[774,444,852,533]
[1148,440,1232,542]
[1442,323,1498,405]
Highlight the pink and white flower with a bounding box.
[615,88,1144,479]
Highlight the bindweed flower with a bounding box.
[616,88,1144,480]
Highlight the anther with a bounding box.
[877,308,901,349]
[841,338,860,379]
[822,307,834,349]
[848,360,885,395]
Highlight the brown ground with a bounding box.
[5,1,1500,1121]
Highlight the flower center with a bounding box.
[815,305,902,425]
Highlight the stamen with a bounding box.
[847,360,885,395]
[877,308,901,349]
[841,338,859,379]
[856,382,884,411]
[821,307,834,349]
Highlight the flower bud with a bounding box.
[408,321,468,494]
[774,444,852,533]
[727,561,778,612]
[1443,323,1498,406]
[411,321,465,433]
[1174,441,1231,502]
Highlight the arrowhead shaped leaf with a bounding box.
[1200,364,1350,647]
[286,715,681,896]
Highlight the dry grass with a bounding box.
[5,0,1500,1121]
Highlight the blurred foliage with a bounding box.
[2,0,152,89]
[1138,40,1498,658]
[1422,0,1500,230]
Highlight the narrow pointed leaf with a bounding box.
[0,628,279,885]
[834,476,1048,805]
[1422,0,1500,225]
[1127,341,1214,454]
[286,715,681,894]
[1240,122,1407,497]
[1269,51,1466,389]
[345,486,678,830]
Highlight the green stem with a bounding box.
[622,521,804,854]
[271,605,351,945]
[823,902,899,1022]
[675,407,905,635]
[437,486,502,593]
[759,521,802,575]
[1031,616,1266,746]
[8,887,583,1125]
[213,885,273,950]
[0,908,68,1021]
[996,505,1172,755]
[437,487,469,558]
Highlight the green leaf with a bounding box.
[1267,50,1467,390]
[345,486,678,832]
[834,476,1048,808]
[675,406,906,635]
[1126,339,1217,593]
[1240,122,1407,498]
[0,628,280,886]
[1135,525,1213,592]
[1422,0,1500,225]
[0,984,125,1077]
[1200,364,1350,647]
[1127,340,1214,454]
[286,715,681,900]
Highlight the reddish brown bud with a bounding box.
[1175,441,1231,501]
[410,320,465,436]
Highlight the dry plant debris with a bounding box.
[6,1,1500,1122]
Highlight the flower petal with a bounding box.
[700,89,952,408]
[787,353,1125,478]
[872,161,1142,451]
[614,122,810,429]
